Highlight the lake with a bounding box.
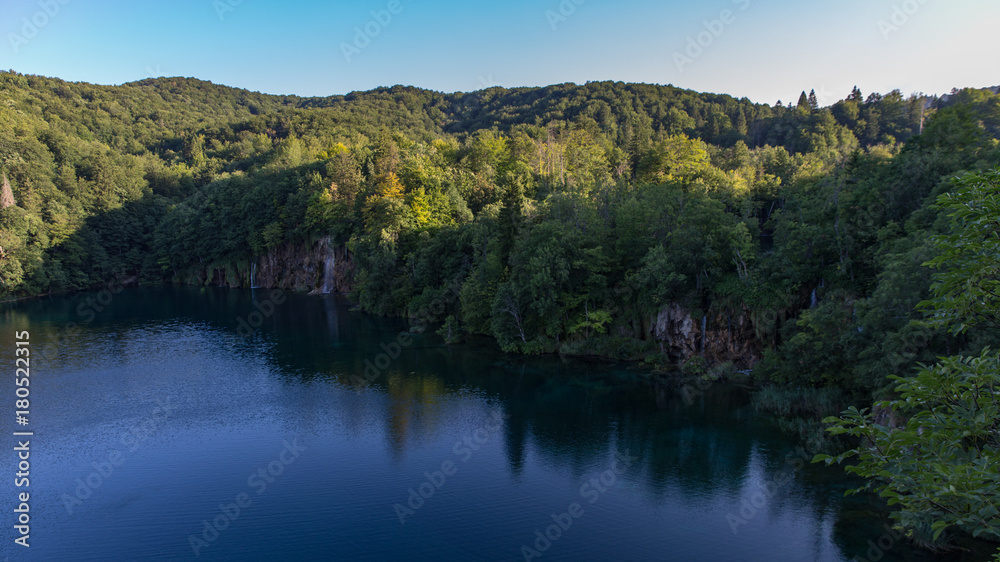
[0,287,985,561]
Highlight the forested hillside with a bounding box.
[2,71,999,407]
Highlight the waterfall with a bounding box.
[251,262,258,289]
[322,240,336,294]
[700,315,707,355]
[810,289,817,308]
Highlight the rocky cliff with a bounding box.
[192,242,763,367]
[194,236,355,294]
[650,303,762,369]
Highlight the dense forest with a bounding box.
[1,71,999,552]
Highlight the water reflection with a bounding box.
[0,287,990,561]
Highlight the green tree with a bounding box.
[797,91,811,112]
[636,135,711,185]
[817,169,1000,555]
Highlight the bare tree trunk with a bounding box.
[501,292,526,343]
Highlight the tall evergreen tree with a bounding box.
[735,109,748,136]
[797,91,811,111]
[808,89,819,110]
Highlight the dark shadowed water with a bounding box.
[0,287,990,561]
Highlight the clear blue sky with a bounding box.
[1,0,997,104]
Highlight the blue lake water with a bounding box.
[0,287,988,561]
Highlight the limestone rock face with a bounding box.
[650,303,761,369]
[197,237,355,294]
[1,174,15,209]
[652,304,697,360]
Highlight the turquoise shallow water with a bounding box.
[0,286,989,561]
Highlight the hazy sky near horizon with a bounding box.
[0,0,997,105]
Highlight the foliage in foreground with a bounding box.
[817,169,1000,555]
